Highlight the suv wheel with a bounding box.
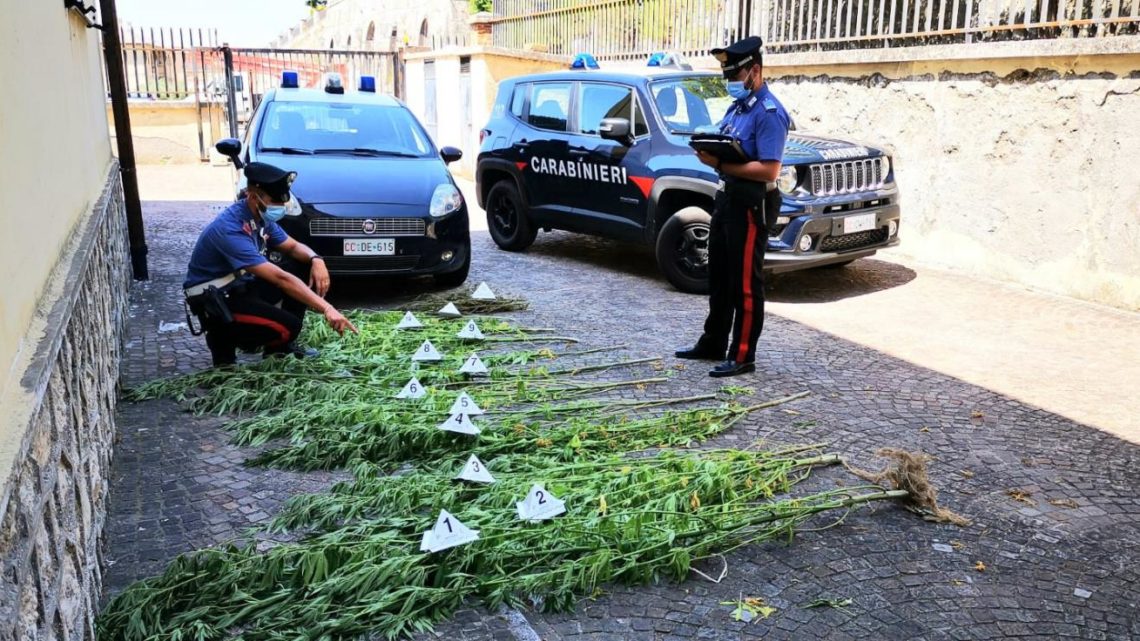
[655,206,711,294]
[486,181,536,252]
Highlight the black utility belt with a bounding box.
[184,274,249,334]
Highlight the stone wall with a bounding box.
[0,164,130,640]
[759,46,1140,311]
[272,0,472,50]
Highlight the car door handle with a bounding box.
[515,141,530,149]
[569,149,590,157]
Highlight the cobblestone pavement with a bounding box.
[102,201,1140,640]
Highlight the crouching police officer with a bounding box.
[183,162,358,367]
[676,36,790,378]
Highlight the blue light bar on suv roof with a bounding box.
[281,71,299,88]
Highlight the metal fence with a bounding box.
[114,26,219,99]
[488,0,1140,58]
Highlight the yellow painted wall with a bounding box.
[0,5,112,392]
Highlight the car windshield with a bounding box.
[258,101,436,157]
[648,76,734,135]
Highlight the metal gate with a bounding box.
[206,47,401,138]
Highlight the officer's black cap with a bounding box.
[245,162,296,202]
[711,36,764,79]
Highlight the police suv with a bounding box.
[216,72,471,285]
[475,54,901,293]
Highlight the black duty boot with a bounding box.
[264,342,320,360]
[709,360,755,378]
[675,342,726,361]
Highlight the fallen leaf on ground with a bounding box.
[970,410,985,419]
[974,561,987,572]
[1048,498,1080,509]
[1007,489,1035,505]
[958,469,975,479]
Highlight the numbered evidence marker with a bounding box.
[419,509,479,553]
[396,377,427,400]
[459,353,489,376]
[437,302,462,318]
[411,339,443,362]
[448,391,484,416]
[456,319,485,341]
[455,454,495,484]
[471,282,497,300]
[438,412,480,435]
[395,311,423,330]
[516,483,567,522]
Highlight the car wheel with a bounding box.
[655,206,711,294]
[485,181,536,252]
[434,243,471,287]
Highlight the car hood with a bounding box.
[259,153,452,207]
[782,133,887,163]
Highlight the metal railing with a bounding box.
[490,0,750,59]
[487,0,1140,58]
[113,26,219,99]
[758,0,1140,52]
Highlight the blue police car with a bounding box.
[215,72,471,285]
[475,54,901,293]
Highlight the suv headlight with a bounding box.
[430,183,463,218]
[881,155,892,181]
[778,166,799,193]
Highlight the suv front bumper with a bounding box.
[765,203,901,273]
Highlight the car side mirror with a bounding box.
[215,138,244,169]
[600,118,632,145]
[440,146,463,164]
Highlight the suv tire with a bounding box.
[655,206,711,295]
[486,181,537,252]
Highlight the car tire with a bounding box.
[485,181,536,252]
[655,206,711,295]
[434,243,472,287]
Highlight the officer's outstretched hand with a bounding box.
[323,306,359,336]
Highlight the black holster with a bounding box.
[185,285,234,336]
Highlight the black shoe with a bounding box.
[264,342,320,359]
[675,344,725,361]
[709,360,755,378]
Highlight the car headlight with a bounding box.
[430,183,463,218]
[283,194,303,217]
[881,155,892,181]
[778,166,799,193]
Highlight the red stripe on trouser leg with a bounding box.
[735,211,759,363]
[231,313,293,348]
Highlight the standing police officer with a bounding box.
[676,36,790,377]
[183,162,358,367]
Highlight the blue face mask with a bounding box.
[262,204,287,222]
[726,81,751,100]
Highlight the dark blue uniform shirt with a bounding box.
[719,82,790,163]
[184,201,288,288]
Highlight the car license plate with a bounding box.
[343,238,395,255]
[842,213,877,234]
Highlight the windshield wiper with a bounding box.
[314,148,420,158]
[259,146,314,155]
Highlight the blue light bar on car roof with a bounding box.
[570,53,599,70]
[359,75,376,92]
[281,71,299,88]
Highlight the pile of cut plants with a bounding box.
[101,288,960,640]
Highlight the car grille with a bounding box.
[810,158,887,196]
[309,218,426,237]
[321,256,421,272]
[820,229,889,253]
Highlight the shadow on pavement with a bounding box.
[767,258,917,303]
